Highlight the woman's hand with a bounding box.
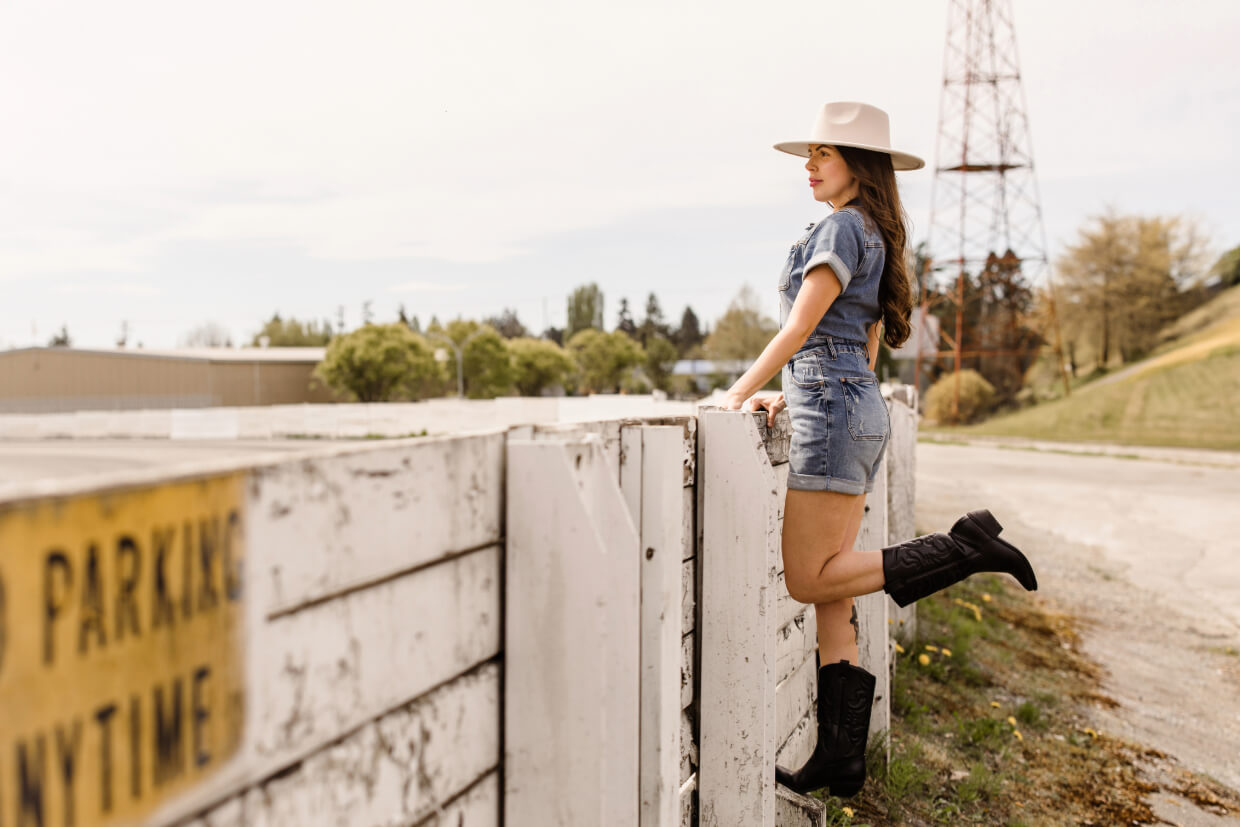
[746,392,786,427]
[719,390,748,411]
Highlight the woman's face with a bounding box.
[805,144,858,206]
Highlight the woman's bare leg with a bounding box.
[781,488,885,606]
[814,493,867,665]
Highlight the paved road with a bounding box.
[917,439,1240,816]
[917,439,1240,634]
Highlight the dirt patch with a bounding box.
[812,576,1240,826]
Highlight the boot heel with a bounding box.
[964,509,1003,538]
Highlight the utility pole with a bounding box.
[429,328,486,398]
[925,0,1070,416]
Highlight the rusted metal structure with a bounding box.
[917,0,1069,412]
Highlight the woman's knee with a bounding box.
[784,557,840,603]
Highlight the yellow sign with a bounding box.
[0,474,247,827]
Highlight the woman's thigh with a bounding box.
[781,488,866,600]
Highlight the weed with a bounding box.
[956,761,1002,803]
[1015,700,1047,730]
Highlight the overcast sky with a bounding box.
[2,0,1237,349]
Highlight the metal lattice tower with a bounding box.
[917,0,1068,404]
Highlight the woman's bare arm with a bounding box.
[722,264,844,402]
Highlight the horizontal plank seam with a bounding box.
[180,655,502,822]
[266,539,502,620]
[410,766,498,826]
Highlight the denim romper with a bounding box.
[778,207,890,494]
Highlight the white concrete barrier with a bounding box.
[0,393,916,827]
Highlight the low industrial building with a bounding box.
[0,347,335,413]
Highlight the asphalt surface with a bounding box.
[917,438,1240,818]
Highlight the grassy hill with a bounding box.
[931,285,1240,451]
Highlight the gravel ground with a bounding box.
[917,438,1240,825]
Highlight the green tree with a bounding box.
[638,292,671,346]
[484,307,529,339]
[567,328,644,393]
[566,283,604,341]
[251,313,334,346]
[314,323,442,402]
[616,297,638,338]
[643,335,679,392]
[703,285,778,360]
[674,306,704,356]
[430,319,514,398]
[1056,212,1209,367]
[509,337,576,395]
[1210,244,1240,287]
[48,324,71,347]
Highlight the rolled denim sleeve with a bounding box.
[803,211,865,292]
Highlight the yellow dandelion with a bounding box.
[918,654,931,666]
[1013,730,1024,741]
[925,644,939,653]
[952,597,983,621]
[895,643,906,654]
[899,618,906,625]
[982,593,992,602]
[842,806,855,817]
[888,618,893,625]
[941,648,952,657]
[1007,716,1018,727]
[1083,727,1098,738]
[990,701,1001,708]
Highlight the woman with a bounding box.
[718,102,1038,798]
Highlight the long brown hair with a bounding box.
[833,144,914,349]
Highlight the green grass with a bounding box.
[929,284,1240,451]
[810,575,1227,825]
[937,349,1240,450]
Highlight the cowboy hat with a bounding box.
[774,101,925,171]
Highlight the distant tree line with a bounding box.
[309,282,775,402]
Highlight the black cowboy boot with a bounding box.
[882,509,1037,607]
[775,660,875,797]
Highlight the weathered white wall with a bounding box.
[0,396,696,440]
[170,433,507,825]
[0,395,915,827]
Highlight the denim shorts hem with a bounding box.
[786,471,868,495]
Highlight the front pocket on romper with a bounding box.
[839,376,887,440]
[787,353,825,388]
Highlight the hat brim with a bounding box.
[773,140,925,171]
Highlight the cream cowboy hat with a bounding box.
[774,101,925,171]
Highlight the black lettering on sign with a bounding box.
[180,523,193,622]
[128,695,141,801]
[223,510,242,602]
[197,518,218,614]
[192,666,211,768]
[77,545,106,656]
[114,536,141,643]
[17,734,46,827]
[43,552,72,667]
[54,720,82,827]
[93,704,116,815]
[150,526,175,630]
[153,678,184,787]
